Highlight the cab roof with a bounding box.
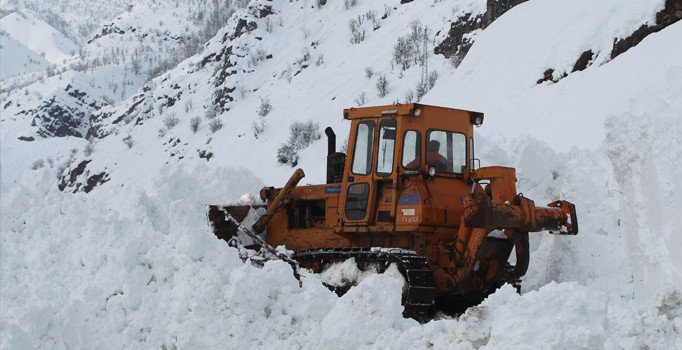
[342,103,483,120]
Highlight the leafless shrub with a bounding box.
[190,116,201,133]
[349,18,366,44]
[209,118,223,133]
[277,121,321,166]
[365,67,374,79]
[354,91,367,106]
[344,0,357,10]
[265,17,273,33]
[163,114,179,129]
[258,98,272,117]
[376,74,389,98]
[404,89,415,103]
[428,70,439,89]
[205,104,219,119]
[31,159,45,170]
[393,21,429,71]
[123,135,134,148]
[252,118,265,138]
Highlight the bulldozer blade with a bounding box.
[207,204,265,243]
[207,204,302,283]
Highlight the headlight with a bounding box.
[428,166,436,177]
[469,112,484,126]
[413,107,422,117]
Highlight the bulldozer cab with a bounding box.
[334,104,483,232]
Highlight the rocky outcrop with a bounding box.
[611,0,682,59]
[23,84,105,138]
[482,0,527,28]
[58,160,110,193]
[435,0,527,63]
[537,0,681,85]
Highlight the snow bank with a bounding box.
[2,159,681,349]
[605,67,682,303]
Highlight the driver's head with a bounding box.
[427,140,440,153]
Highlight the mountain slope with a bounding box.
[0,30,52,79]
[0,10,77,65]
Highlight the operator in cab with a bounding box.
[406,140,450,172]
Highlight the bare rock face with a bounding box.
[29,84,104,138]
[481,0,528,28]
[434,13,482,66]
[537,0,681,85]
[611,0,682,59]
[58,159,110,193]
[435,0,527,63]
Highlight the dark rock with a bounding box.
[83,172,110,193]
[536,68,567,84]
[435,0,527,61]
[571,50,594,72]
[59,160,90,191]
[434,13,481,61]
[234,19,258,39]
[611,0,682,59]
[482,0,527,29]
[258,5,273,18]
[198,150,214,161]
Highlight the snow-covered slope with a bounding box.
[0,0,131,44]
[429,0,672,151]
[1,0,681,348]
[0,30,51,79]
[0,0,247,168]
[0,10,77,65]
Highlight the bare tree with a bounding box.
[365,67,374,79]
[163,114,179,129]
[376,74,389,98]
[190,116,201,133]
[354,91,367,106]
[123,135,134,148]
[257,98,272,117]
[209,118,223,133]
[349,18,366,44]
[277,121,322,166]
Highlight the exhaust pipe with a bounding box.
[325,127,336,155]
[325,127,345,184]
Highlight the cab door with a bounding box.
[340,119,377,227]
[339,118,397,228]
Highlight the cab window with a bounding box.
[376,119,396,175]
[351,121,375,175]
[426,130,466,173]
[402,130,421,170]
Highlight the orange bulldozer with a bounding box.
[208,104,577,320]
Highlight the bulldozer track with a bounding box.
[293,248,437,321]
